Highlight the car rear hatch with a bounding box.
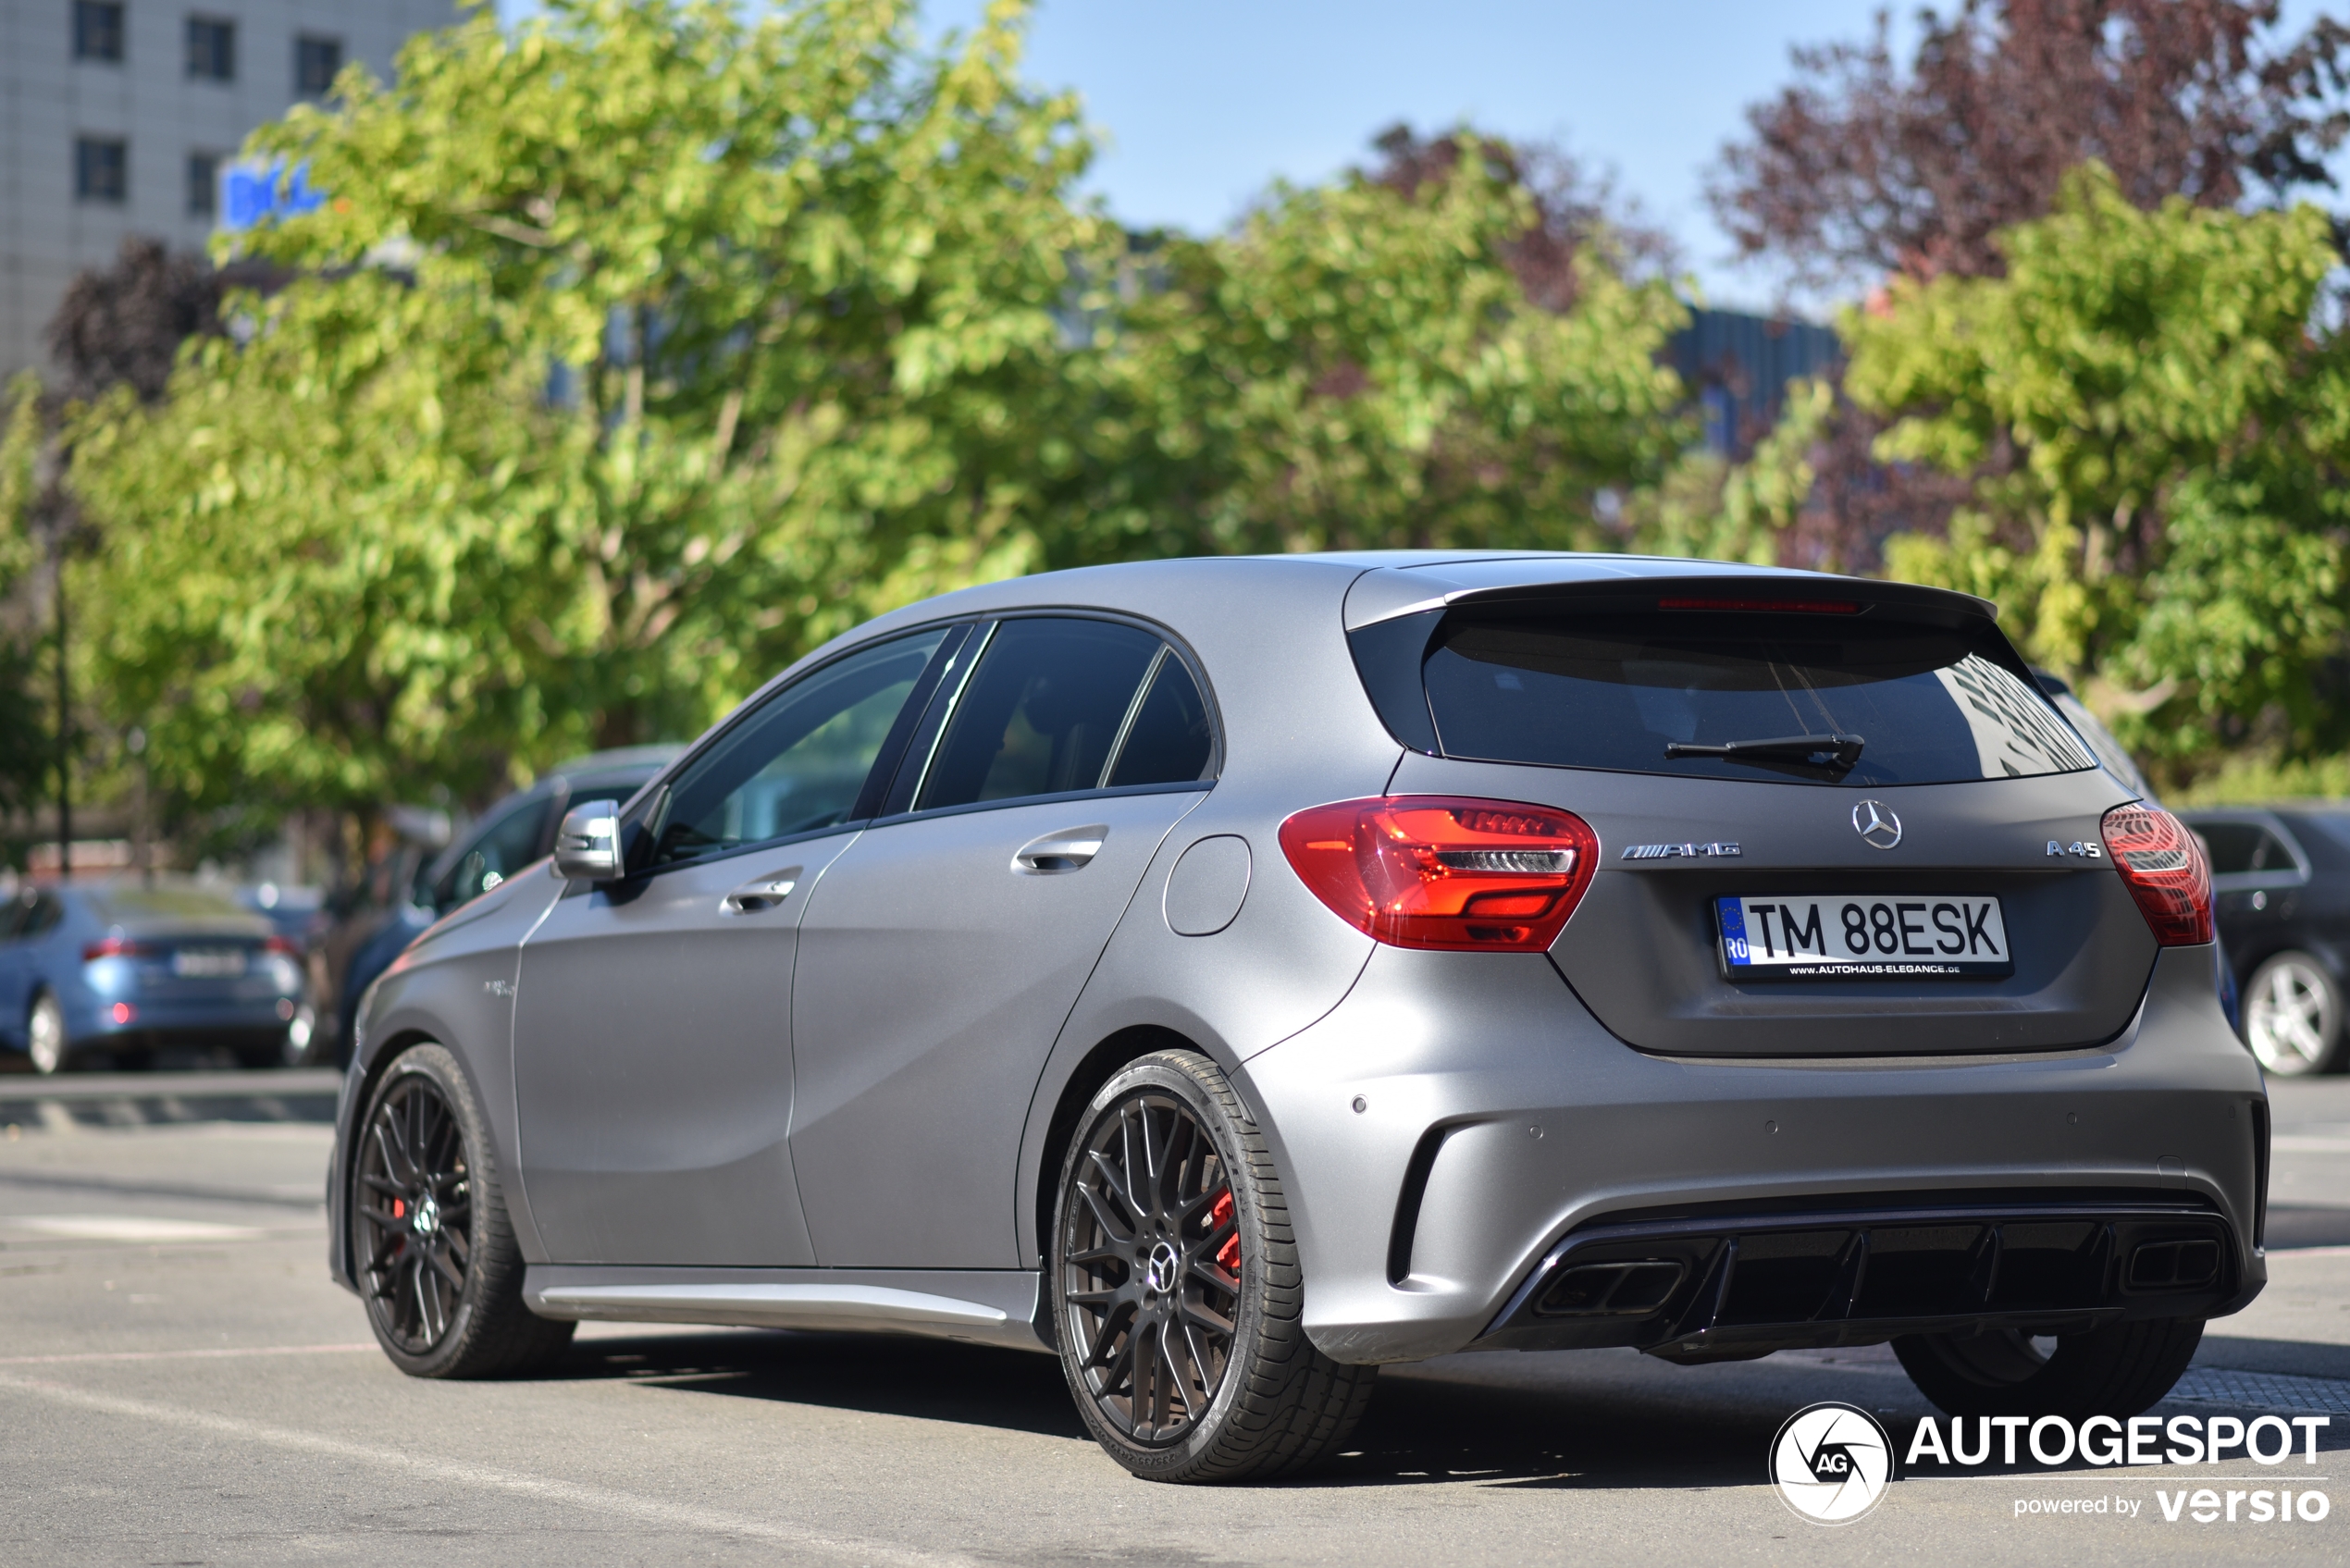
[1350,562,2160,1057]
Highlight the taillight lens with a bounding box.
[2102,803,2213,946]
[83,936,150,962]
[264,935,301,956]
[1278,796,1599,951]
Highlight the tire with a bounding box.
[1893,1318,2204,1420]
[352,1043,574,1378]
[26,992,67,1076]
[1051,1048,1376,1483]
[2244,951,2343,1076]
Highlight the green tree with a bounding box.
[1066,144,1690,563]
[70,0,1101,821]
[1844,163,2350,774]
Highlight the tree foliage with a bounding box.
[1713,0,2350,292]
[1069,143,1690,564]
[68,2,1695,823]
[1845,164,2350,772]
[71,0,1104,817]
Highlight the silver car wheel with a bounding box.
[2245,952,2341,1077]
[26,993,66,1076]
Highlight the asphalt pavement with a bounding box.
[1,1068,2347,1565]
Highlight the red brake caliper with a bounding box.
[1209,1190,1240,1277]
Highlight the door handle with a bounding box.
[721,868,801,914]
[1012,827,1107,874]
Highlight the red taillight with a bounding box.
[83,937,150,961]
[1278,796,1599,951]
[2102,803,2213,946]
[111,1002,135,1024]
[264,936,300,956]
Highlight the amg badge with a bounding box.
[1622,841,1743,861]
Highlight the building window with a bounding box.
[77,137,128,204]
[73,1,125,61]
[294,34,342,97]
[186,16,235,81]
[188,151,221,218]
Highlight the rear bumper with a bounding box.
[1236,942,2267,1365]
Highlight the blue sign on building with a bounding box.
[220,160,326,232]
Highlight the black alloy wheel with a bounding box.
[352,1043,573,1377]
[1053,1050,1375,1483]
[1062,1084,1243,1443]
[356,1068,475,1353]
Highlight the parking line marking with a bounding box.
[0,1370,985,1565]
[0,1342,375,1366]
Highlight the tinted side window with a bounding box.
[2197,822,2293,875]
[652,629,947,866]
[0,892,31,941]
[22,895,63,938]
[1108,654,1214,787]
[918,619,1160,810]
[438,798,553,911]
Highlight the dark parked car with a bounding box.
[330,553,2259,1483]
[327,748,675,1063]
[0,880,311,1072]
[2179,805,2350,1076]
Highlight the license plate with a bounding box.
[1715,895,2012,979]
[171,948,248,978]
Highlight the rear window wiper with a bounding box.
[1663,733,1865,771]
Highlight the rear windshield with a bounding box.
[88,886,257,924]
[1421,611,2097,786]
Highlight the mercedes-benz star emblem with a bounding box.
[1144,1241,1181,1295]
[1851,799,1902,850]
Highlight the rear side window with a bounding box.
[915,618,1214,810]
[1109,653,1215,787]
[1420,610,2096,787]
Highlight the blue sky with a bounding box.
[495,1,2344,317]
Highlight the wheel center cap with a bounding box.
[412,1194,441,1237]
[1144,1241,1181,1295]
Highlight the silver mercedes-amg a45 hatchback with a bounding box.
[329,552,2264,1483]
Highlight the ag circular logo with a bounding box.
[1769,1401,1894,1525]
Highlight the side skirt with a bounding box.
[523,1265,1051,1354]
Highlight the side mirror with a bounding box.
[551,803,622,882]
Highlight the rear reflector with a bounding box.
[1278,796,1599,951]
[2102,803,2213,945]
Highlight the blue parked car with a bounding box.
[0,880,311,1073]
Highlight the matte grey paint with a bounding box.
[1163,835,1252,936]
[1388,755,2158,1056]
[328,552,2265,1372]
[510,833,857,1265]
[788,791,1201,1267]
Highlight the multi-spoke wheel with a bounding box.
[353,1043,573,1377]
[2245,952,2342,1076]
[1053,1049,1375,1483]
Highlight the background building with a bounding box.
[0,0,458,377]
